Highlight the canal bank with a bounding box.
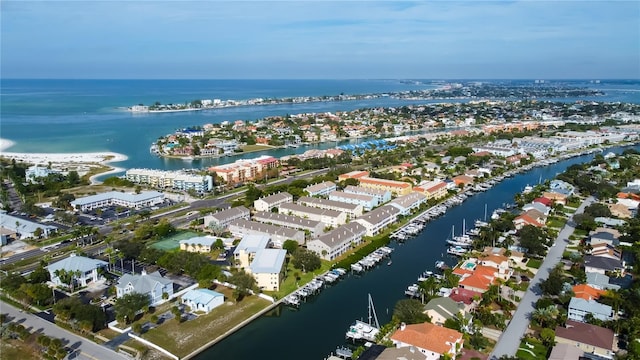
[192,144,639,360]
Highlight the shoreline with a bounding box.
[0,137,128,185]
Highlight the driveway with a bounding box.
[1,300,130,360]
[490,196,594,359]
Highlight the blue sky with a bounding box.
[2,1,639,79]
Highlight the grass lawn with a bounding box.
[527,259,543,269]
[0,339,41,360]
[546,218,566,228]
[573,229,588,237]
[516,338,548,360]
[141,292,270,358]
[241,144,273,152]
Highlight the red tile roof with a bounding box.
[572,284,606,301]
[390,322,463,355]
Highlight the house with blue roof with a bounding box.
[568,297,613,322]
[47,253,108,287]
[249,248,287,291]
[0,211,58,240]
[115,270,173,305]
[181,288,224,314]
[233,234,272,269]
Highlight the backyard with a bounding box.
[515,337,549,360]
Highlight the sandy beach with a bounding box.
[0,138,128,184]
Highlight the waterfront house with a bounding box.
[249,248,287,291]
[549,179,575,196]
[233,234,272,269]
[389,322,463,360]
[522,202,551,216]
[181,288,224,314]
[304,181,337,197]
[254,192,293,212]
[205,206,250,229]
[542,191,568,205]
[25,165,60,183]
[307,222,367,261]
[115,270,174,305]
[297,196,364,218]
[388,192,427,216]
[278,203,347,228]
[252,211,324,238]
[423,297,467,327]
[554,321,615,358]
[452,175,474,188]
[229,220,304,247]
[328,191,378,211]
[478,253,512,280]
[568,297,613,322]
[513,212,545,229]
[70,190,165,212]
[343,185,391,204]
[47,254,108,288]
[353,205,401,237]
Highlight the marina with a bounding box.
[196,145,639,360]
[345,294,380,343]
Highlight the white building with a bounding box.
[115,270,174,305]
[388,192,426,215]
[297,196,364,218]
[229,219,305,246]
[205,206,250,229]
[70,191,165,212]
[47,254,108,288]
[343,185,391,204]
[304,181,337,197]
[278,203,347,228]
[181,289,224,314]
[0,211,57,240]
[252,211,325,238]
[307,222,366,260]
[328,191,378,211]
[353,205,400,237]
[125,169,213,192]
[25,166,60,183]
[249,248,287,291]
[568,297,613,323]
[254,192,293,212]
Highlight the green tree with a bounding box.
[229,270,257,300]
[540,265,566,296]
[114,293,150,323]
[282,240,299,255]
[292,248,321,273]
[393,299,430,324]
[540,328,556,347]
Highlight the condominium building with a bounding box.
[229,219,306,246]
[304,181,337,197]
[353,205,401,236]
[307,222,367,261]
[358,177,413,196]
[414,180,448,201]
[70,191,164,212]
[126,169,213,192]
[388,192,427,215]
[204,206,250,229]
[297,196,363,218]
[208,155,278,184]
[254,192,293,212]
[344,185,392,204]
[328,191,378,211]
[278,203,347,228]
[252,211,325,238]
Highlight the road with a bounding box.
[490,196,595,359]
[0,300,130,360]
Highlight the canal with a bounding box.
[194,144,638,360]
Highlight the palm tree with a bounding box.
[418,276,439,303]
[531,305,559,328]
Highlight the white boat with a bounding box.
[404,283,420,297]
[447,246,468,256]
[351,263,363,272]
[346,294,380,342]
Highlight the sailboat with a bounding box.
[345,294,380,342]
[447,221,473,247]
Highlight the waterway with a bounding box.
[193,144,638,360]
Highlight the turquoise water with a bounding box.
[1,79,638,173]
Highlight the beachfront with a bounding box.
[0,138,128,184]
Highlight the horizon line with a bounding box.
[3,77,639,81]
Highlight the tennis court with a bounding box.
[150,231,201,251]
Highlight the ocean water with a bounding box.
[1,79,639,172]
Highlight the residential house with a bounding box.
[522,202,551,216]
[608,202,632,218]
[278,203,347,228]
[572,284,606,301]
[584,255,625,276]
[389,322,464,360]
[181,288,224,314]
[568,297,613,322]
[229,220,304,247]
[586,272,621,291]
[329,191,378,211]
[307,222,366,261]
[297,196,364,218]
[115,270,174,305]
[549,179,575,196]
[452,175,474,188]
[252,211,324,238]
[304,181,337,197]
[478,253,512,280]
[423,297,467,327]
[542,191,568,205]
[205,206,250,229]
[589,230,620,247]
[513,211,545,229]
[388,192,427,216]
[589,243,622,260]
[343,185,391,204]
[0,212,57,240]
[254,192,293,212]
[548,343,586,360]
[448,287,481,306]
[555,321,615,358]
[353,205,401,237]
[249,248,287,291]
[47,254,108,288]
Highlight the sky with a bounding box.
[1,1,639,79]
